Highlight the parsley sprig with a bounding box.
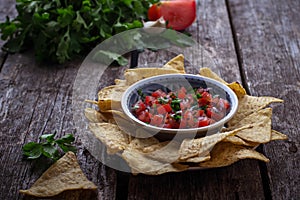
[0,0,159,64]
[23,133,76,161]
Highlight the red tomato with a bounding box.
[145,96,155,106]
[218,98,230,110]
[157,104,172,114]
[178,87,186,99]
[138,111,152,123]
[206,108,224,121]
[151,114,164,126]
[152,89,166,98]
[198,91,212,106]
[148,0,196,31]
[148,3,161,21]
[134,100,146,114]
[198,117,210,127]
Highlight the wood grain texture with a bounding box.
[228,0,300,199]
[127,0,266,199]
[0,52,117,200]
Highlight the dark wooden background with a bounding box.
[0,0,299,199]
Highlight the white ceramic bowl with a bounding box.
[121,74,238,140]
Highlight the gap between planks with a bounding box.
[225,0,273,199]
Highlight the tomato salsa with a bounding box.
[131,86,231,129]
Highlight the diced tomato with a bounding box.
[163,123,172,129]
[177,87,187,99]
[163,104,172,112]
[196,109,205,117]
[178,91,185,99]
[145,96,155,106]
[133,100,146,114]
[150,114,164,126]
[198,117,210,127]
[180,100,190,110]
[152,89,166,98]
[218,98,230,110]
[198,91,212,106]
[180,119,187,128]
[138,111,152,123]
[168,118,180,129]
[206,108,224,121]
[157,105,167,114]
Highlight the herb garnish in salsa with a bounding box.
[131,87,230,129]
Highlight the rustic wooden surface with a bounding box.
[0,0,299,200]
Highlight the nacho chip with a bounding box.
[179,125,252,160]
[89,123,130,154]
[99,110,127,121]
[124,68,181,85]
[144,141,181,163]
[199,142,269,168]
[223,135,259,147]
[229,108,272,143]
[228,95,283,127]
[271,130,288,141]
[122,149,188,175]
[227,82,247,98]
[128,137,161,152]
[20,152,97,197]
[185,154,211,163]
[162,54,185,73]
[199,67,228,85]
[84,108,106,123]
[114,79,127,86]
[97,85,128,111]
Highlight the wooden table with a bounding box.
[0,0,299,199]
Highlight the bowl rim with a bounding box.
[121,73,238,134]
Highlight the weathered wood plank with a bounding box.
[0,52,117,200]
[228,0,300,199]
[127,0,266,199]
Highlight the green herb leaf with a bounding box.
[22,133,76,161]
[23,142,43,159]
[0,0,160,64]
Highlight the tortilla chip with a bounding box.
[199,67,228,85]
[84,108,106,123]
[227,82,247,98]
[97,85,128,111]
[185,154,211,163]
[114,79,127,86]
[271,130,288,141]
[122,149,188,175]
[124,68,181,85]
[128,137,160,152]
[99,110,127,121]
[179,125,252,160]
[223,135,259,147]
[19,152,97,197]
[229,108,272,143]
[199,142,269,168]
[228,95,283,127]
[89,123,130,154]
[143,141,181,163]
[162,54,186,73]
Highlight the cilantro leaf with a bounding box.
[22,133,76,161]
[0,0,160,64]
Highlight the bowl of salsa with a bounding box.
[121,74,238,140]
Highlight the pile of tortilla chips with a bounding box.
[85,54,288,175]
